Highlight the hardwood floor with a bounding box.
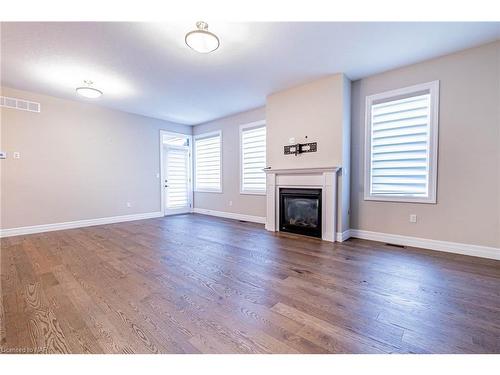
[1,213,499,354]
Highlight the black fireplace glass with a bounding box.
[279,188,322,238]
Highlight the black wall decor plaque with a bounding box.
[284,142,317,155]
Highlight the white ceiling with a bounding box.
[2,22,499,125]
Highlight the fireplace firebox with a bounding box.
[279,188,322,238]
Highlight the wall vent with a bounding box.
[0,96,40,113]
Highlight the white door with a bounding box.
[164,145,192,215]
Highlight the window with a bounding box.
[365,81,439,203]
[194,131,222,192]
[240,121,266,194]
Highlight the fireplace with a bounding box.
[265,168,339,241]
[279,188,322,238]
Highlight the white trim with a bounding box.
[239,120,267,195]
[0,212,163,238]
[336,229,352,242]
[238,120,266,131]
[193,130,222,141]
[364,80,439,204]
[160,131,166,215]
[160,130,193,216]
[349,229,500,260]
[193,208,266,224]
[240,191,266,196]
[194,189,223,194]
[193,130,223,193]
[264,167,340,174]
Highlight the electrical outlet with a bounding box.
[409,214,417,223]
[126,202,132,208]
[229,200,233,206]
[13,152,20,159]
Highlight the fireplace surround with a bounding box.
[264,167,340,242]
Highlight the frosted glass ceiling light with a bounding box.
[76,80,103,99]
[185,21,220,53]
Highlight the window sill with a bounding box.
[240,191,266,196]
[195,189,223,194]
[364,195,436,204]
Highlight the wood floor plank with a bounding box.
[1,213,499,353]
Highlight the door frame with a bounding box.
[159,130,193,216]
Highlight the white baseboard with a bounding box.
[193,208,266,224]
[336,230,352,242]
[348,229,500,260]
[0,211,163,238]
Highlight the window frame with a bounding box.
[239,120,267,195]
[364,81,440,204]
[193,130,223,193]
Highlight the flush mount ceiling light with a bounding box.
[76,80,103,99]
[185,21,220,53]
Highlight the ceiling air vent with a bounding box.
[0,96,40,113]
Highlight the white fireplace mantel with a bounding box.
[264,167,341,242]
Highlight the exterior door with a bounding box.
[164,145,191,215]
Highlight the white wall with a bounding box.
[266,73,351,232]
[0,86,191,229]
[266,74,347,169]
[192,107,266,218]
[350,41,500,248]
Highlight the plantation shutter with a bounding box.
[166,146,190,209]
[194,133,221,191]
[369,93,431,197]
[241,125,266,193]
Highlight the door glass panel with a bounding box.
[166,146,190,210]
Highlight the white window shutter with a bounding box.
[241,124,266,193]
[365,81,439,203]
[166,147,190,209]
[194,133,221,191]
[370,94,431,197]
